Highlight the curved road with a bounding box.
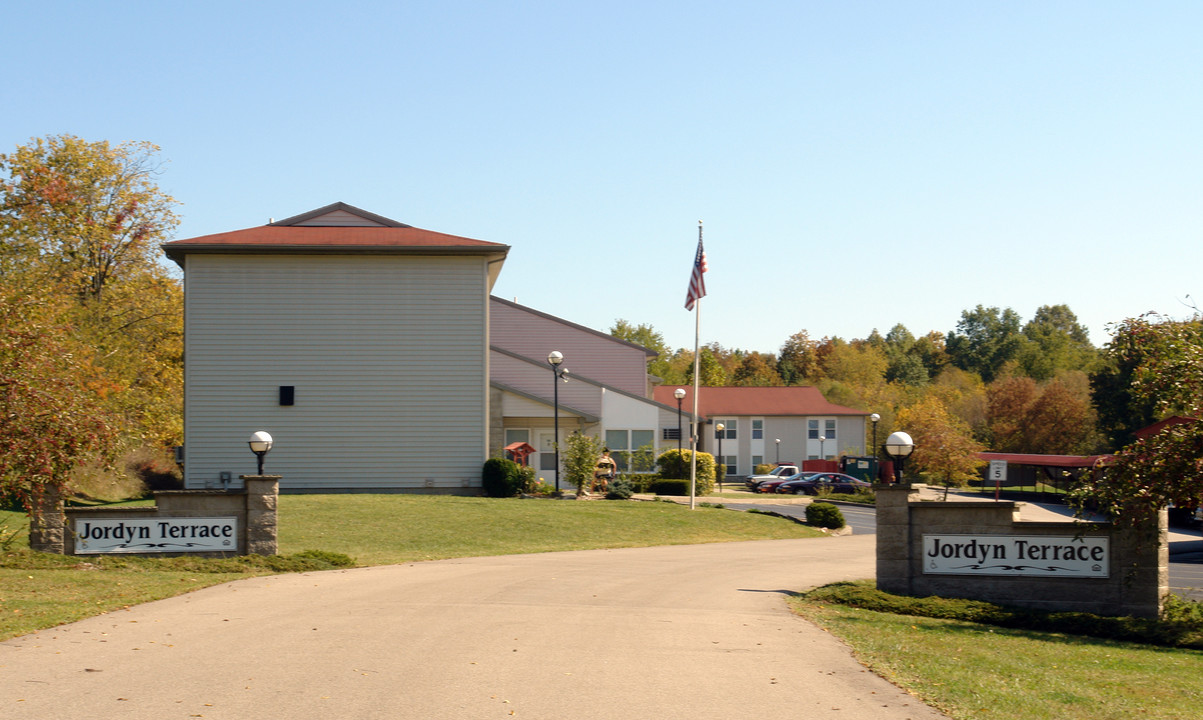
[3,536,948,720]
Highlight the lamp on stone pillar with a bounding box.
[883,431,915,485]
[248,431,274,475]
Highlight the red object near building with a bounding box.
[504,442,537,466]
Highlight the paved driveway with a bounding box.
[3,536,948,720]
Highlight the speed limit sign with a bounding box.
[989,460,1007,500]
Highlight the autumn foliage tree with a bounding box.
[897,395,985,498]
[1071,313,1203,528]
[0,135,182,516]
[0,283,117,538]
[0,134,178,300]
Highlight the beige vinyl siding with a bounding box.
[489,298,651,397]
[183,254,488,490]
[292,209,386,226]
[489,350,603,419]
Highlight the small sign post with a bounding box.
[989,460,1007,501]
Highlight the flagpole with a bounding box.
[689,221,702,510]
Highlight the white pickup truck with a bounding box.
[743,464,801,490]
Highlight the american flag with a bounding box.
[684,229,707,311]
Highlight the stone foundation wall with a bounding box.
[875,484,1167,618]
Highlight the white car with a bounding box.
[744,464,800,490]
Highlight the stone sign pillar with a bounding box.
[28,485,65,554]
[241,475,281,555]
[874,483,919,596]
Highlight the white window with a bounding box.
[605,429,655,472]
[808,419,820,439]
[720,455,736,476]
[752,454,763,467]
[505,429,530,445]
[825,419,836,441]
[715,419,737,439]
[752,419,763,439]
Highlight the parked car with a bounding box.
[755,471,819,494]
[776,472,872,495]
[744,464,800,490]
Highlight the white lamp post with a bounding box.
[715,423,725,491]
[548,351,569,492]
[819,434,826,460]
[248,431,274,475]
[869,413,881,457]
[775,438,781,464]
[883,431,915,484]
[674,388,686,456]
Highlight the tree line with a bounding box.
[613,301,1202,493]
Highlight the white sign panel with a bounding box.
[923,534,1109,578]
[74,517,238,554]
[988,460,1007,482]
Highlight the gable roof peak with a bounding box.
[269,202,412,228]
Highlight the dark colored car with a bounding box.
[754,471,819,493]
[775,472,872,495]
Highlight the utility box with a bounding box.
[840,456,878,482]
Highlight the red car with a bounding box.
[755,471,819,493]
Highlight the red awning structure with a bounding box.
[977,452,1111,468]
[505,442,537,466]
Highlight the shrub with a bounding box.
[753,463,772,475]
[654,449,716,495]
[125,446,183,494]
[649,479,689,496]
[805,502,845,529]
[481,457,524,498]
[605,476,635,500]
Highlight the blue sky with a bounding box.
[4,1,1200,354]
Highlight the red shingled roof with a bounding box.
[163,225,507,260]
[162,202,509,263]
[652,386,867,417]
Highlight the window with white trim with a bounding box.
[604,429,656,472]
[752,419,763,439]
[715,419,737,440]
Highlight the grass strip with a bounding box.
[791,583,1203,720]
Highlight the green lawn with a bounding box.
[792,597,1203,720]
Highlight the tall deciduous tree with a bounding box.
[1072,313,1203,527]
[777,331,820,384]
[732,352,783,386]
[0,135,179,301]
[1018,304,1097,380]
[897,395,985,498]
[610,318,671,381]
[946,305,1025,383]
[0,283,118,532]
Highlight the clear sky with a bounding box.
[4,1,1200,354]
